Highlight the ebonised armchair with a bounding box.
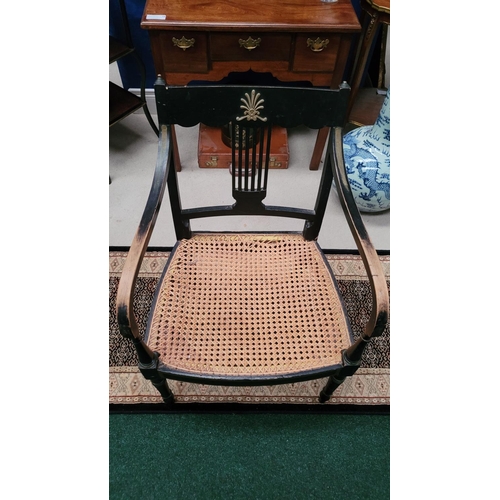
[116,78,389,407]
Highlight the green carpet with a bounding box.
[109,413,389,499]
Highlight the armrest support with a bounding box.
[116,124,171,340]
[330,126,389,340]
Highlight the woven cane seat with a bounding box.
[146,234,352,379]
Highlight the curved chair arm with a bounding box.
[116,124,171,341]
[330,126,389,341]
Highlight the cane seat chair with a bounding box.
[116,78,389,406]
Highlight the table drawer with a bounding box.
[293,33,341,72]
[211,33,291,62]
[159,31,209,73]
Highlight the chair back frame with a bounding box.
[154,79,351,241]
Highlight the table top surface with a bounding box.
[365,0,390,14]
[142,0,360,32]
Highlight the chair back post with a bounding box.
[154,75,169,126]
[167,153,192,240]
[303,131,335,240]
[155,76,192,240]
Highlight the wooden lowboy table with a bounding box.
[141,0,361,170]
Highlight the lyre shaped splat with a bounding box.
[229,121,273,211]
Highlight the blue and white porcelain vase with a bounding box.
[342,89,390,212]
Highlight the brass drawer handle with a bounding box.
[306,37,329,52]
[239,36,261,51]
[172,36,195,51]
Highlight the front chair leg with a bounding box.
[319,371,346,403]
[319,347,363,403]
[137,351,175,408]
[149,375,175,408]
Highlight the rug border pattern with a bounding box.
[110,251,390,280]
[109,367,389,405]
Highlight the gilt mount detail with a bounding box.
[236,90,268,122]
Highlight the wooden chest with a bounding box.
[198,124,289,169]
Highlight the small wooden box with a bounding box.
[198,124,289,169]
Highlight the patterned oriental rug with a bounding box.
[109,250,390,409]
